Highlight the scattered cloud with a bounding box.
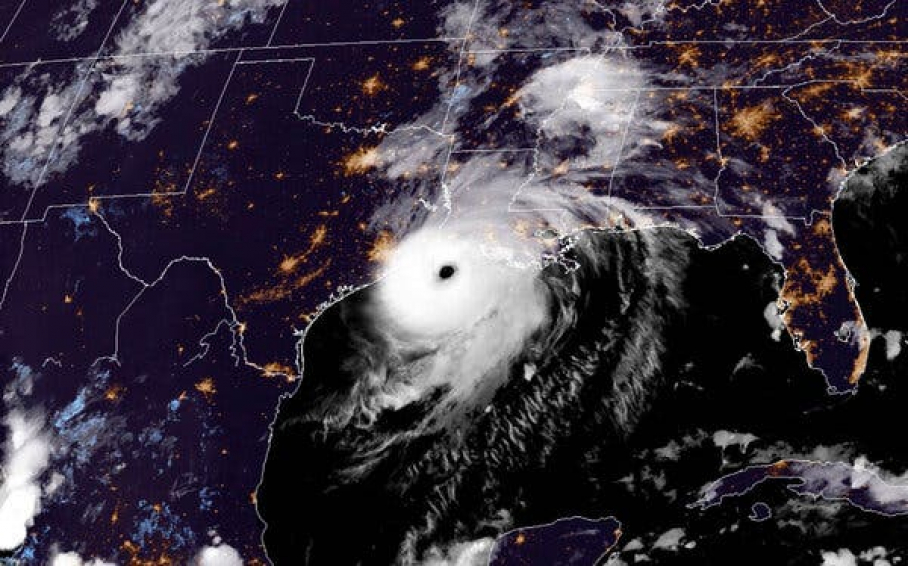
[883,330,902,360]
[605,525,692,564]
[0,87,22,117]
[517,54,659,171]
[369,7,696,262]
[760,200,797,235]
[712,430,759,452]
[0,73,84,186]
[652,527,686,551]
[50,0,101,42]
[764,229,784,260]
[0,0,284,189]
[764,301,785,341]
[820,548,858,566]
[615,0,667,27]
[859,546,893,565]
[418,538,495,566]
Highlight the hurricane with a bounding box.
[254,217,789,564]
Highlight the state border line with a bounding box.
[0,52,322,228]
[464,39,905,56]
[0,0,28,45]
[1,77,902,228]
[0,0,132,311]
[0,37,466,70]
[265,0,290,47]
[0,38,901,70]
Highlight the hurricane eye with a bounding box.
[438,264,457,280]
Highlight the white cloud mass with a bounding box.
[0,410,51,551]
[50,550,116,566]
[883,330,902,360]
[419,538,495,566]
[820,548,858,566]
[194,542,244,566]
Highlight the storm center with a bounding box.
[438,264,457,280]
